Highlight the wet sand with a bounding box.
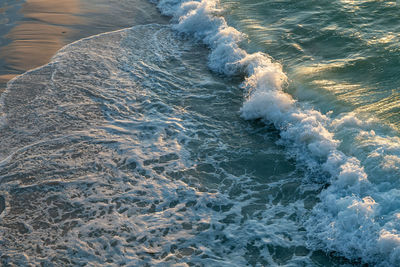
[0,0,168,92]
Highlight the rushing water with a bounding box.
[1,0,400,266]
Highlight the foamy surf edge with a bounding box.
[151,0,400,265]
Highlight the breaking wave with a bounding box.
[152,0,400,265]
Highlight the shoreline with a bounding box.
[0,0,168,92]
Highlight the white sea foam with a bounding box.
[152,0,400,265]
[0,24,317,266]
[1,0,399,264]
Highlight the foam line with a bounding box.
[151,0,400,265]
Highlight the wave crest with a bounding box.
[153,0,400,265]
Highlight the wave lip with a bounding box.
[152,0,400,265]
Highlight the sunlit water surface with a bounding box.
[1,0,400,266]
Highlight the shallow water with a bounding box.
[1,0,400,266]
[0,0,168,90]
[0,24,318,266]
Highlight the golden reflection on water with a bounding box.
[311,79,369,107]
[340,0,397,11]
[296,64,400,129]
[0,74,17,93]
[294,56,366,76]
[367,33,398,45]
[21,0,83,25]
[1,0,84,73]
[2,23,76,72]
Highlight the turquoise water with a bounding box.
[1,0,400,266]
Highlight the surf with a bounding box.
[1,0,400,265]
[151,0,400,265]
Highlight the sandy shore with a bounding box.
[0,0,168,92]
